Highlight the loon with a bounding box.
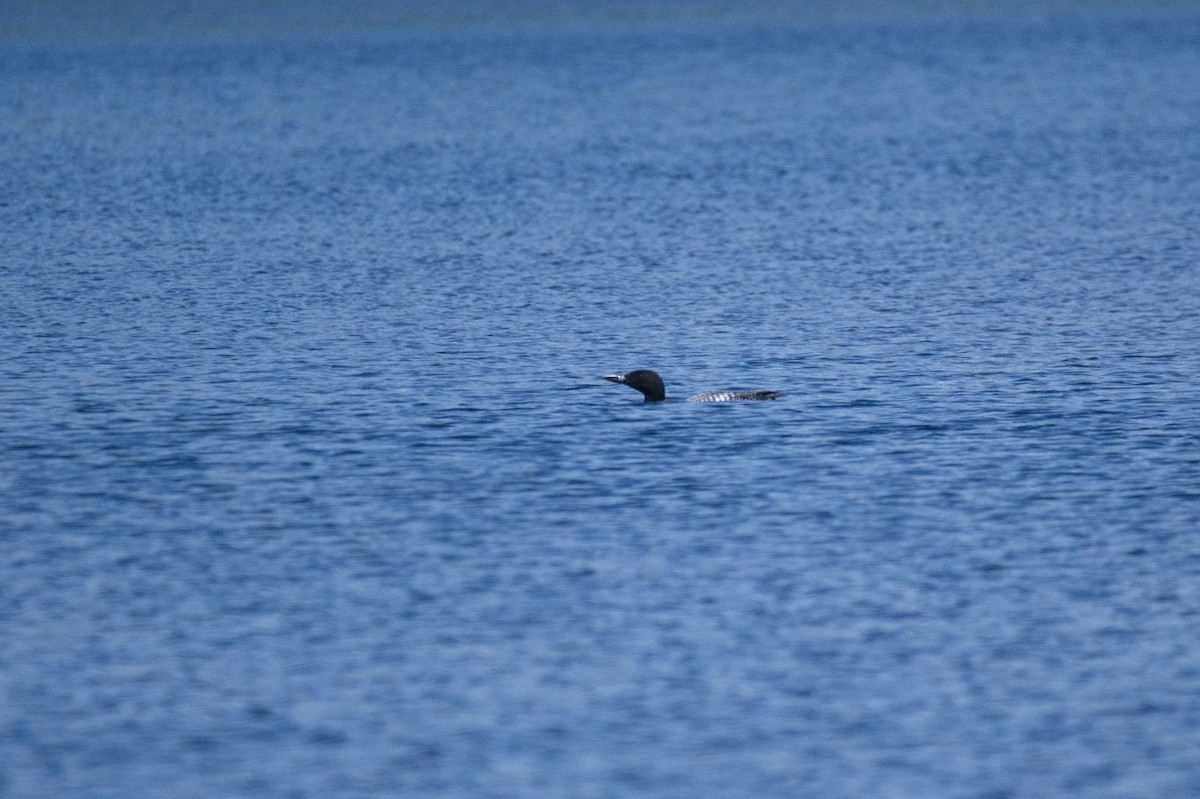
[602,369,783,403]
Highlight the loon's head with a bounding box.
[602,369,666,402]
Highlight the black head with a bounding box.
[602,369,666,402]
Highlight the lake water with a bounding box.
[3,2,1200,797]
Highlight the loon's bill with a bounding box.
[603,369,782,403]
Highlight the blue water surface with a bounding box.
[3,2,1200,797]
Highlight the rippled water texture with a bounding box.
[3,2,1200,797]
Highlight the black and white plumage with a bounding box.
[602,369,783,403]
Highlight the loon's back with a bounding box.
[603,369,783,403]
[687,389,784,402]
